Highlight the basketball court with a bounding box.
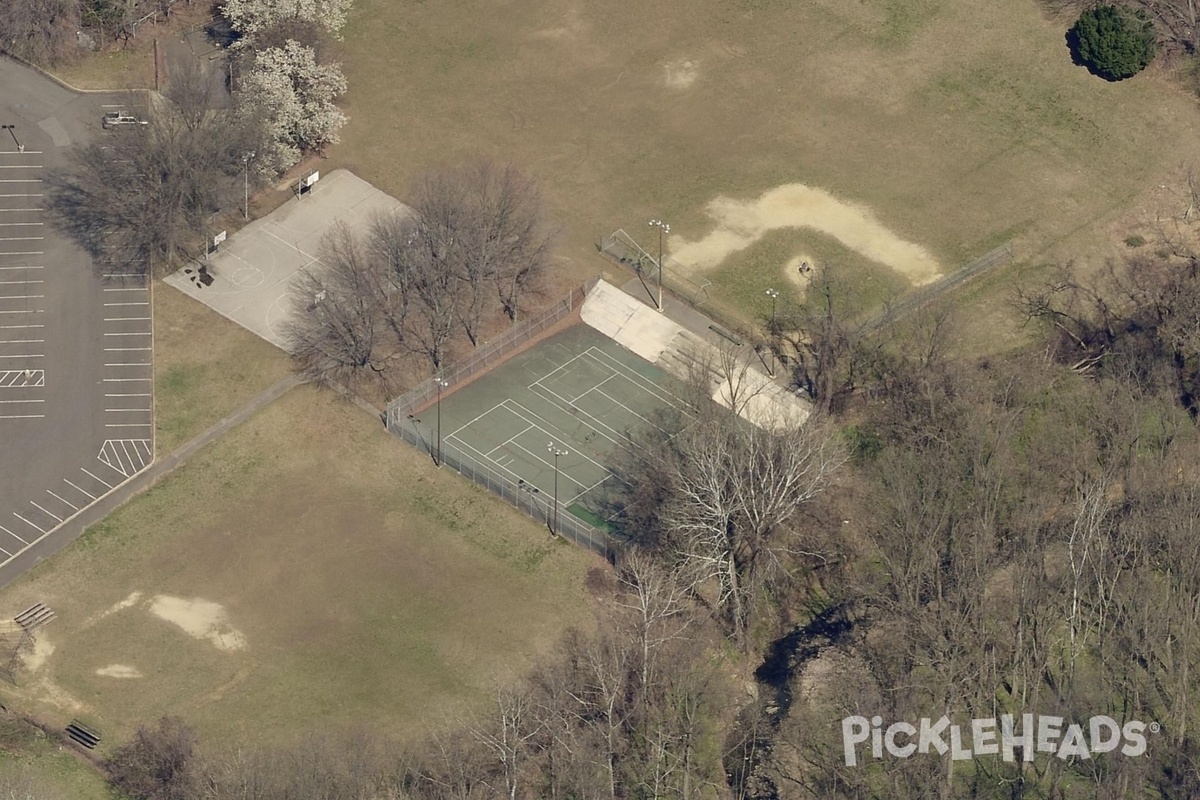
[163,169,407,349]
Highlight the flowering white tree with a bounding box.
[221,0,352,38]
[238,39,347,172]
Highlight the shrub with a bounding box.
[1070,5,1157,81]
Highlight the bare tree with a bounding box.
[50,66,254,274]
[0,0,81,65]
[282,221,397,389]
[106,716,198,800]
[661,412,845,647]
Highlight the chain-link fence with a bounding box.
[387,277,599,424]
[389,415,616,560]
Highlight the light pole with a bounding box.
[242,151,255,220]
[1,125,21,152]
[648,219,670,313]
[547,442,568,534]
[764,288,780,378]
[433,376,449,466]
[765,287,779,332]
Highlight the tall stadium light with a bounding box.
[435,376,449,466]
[648,219,670,313]
[242,151,255,220]
[547,442,569,534]
[765,287,779,331]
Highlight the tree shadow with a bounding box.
[1065,27,1134,82]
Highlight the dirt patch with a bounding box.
[19,636,54,673]
[671,183,943,285]
[664,59,699,88]
[89,591,143,627]
[782,254,816,299]
[95,665,142,679]
[149,596,246,652]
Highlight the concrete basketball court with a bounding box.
[164,169,406,349]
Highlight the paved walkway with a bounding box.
[0,374,304,590]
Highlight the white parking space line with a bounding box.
[64,478,96,500]
[0,180,43,184]
[0,279,44,284]
[0,324,44,328]
[0,339,44,344]
[0,413,44,418]
[11,513,42,535]
[0,166,43,170]
[0,354,44,359]
[103,377,151,382]
[105,347,150,352]
[46,490,78,511]
[0,399,44,404]
[81,467,113,489]
[103,287,147,292]
[103,331,151,336]
[0,523,23,545]
[103,302,149,306]
[105,408,151,412]
[104,316,151,321]
[105,422,151,427]
[29,502,62,523]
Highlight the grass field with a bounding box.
[153,282,292,453]
[328,0,1200,339]
[0,719,109,800]
[0,385,596,750]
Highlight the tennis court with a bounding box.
[410,324,685,523]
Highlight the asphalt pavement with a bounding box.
[0,56,152,571]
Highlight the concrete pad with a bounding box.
[581,278,811,430]
[164,169,407,350]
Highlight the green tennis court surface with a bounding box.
[411,325,685,521]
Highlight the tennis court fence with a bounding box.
[387,276,601,425]
[389,415,616,561]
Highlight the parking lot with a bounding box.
[0,57,152,574]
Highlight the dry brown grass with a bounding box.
[0,385,597,750]
[326,0,1200,342]
[153,281,292,453]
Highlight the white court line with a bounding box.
[29,501,62,523]
[64,478,96,500]
[504,403,611,473]
[585,347,684,406]
[569,473,613,505]
[485,423,534,457]
[11,512,43,535]
[572,372,616,404]
[1,522,28,544]
[47,490,78,511]
[525,383,623,446]
[442,398,516,442]
[81,467,113,488]
[262,225,319,263]
[592,386,656,427]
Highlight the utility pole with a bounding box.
[435,376,449,466]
